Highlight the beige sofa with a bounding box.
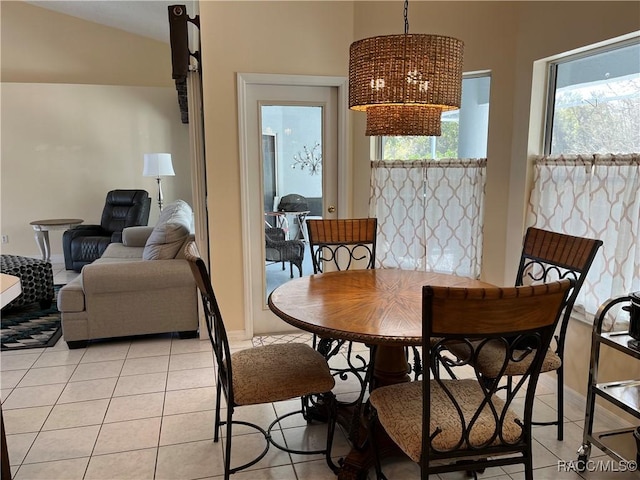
[57,200,199,348]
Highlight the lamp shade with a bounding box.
[349,33,464,136]
[143,153,175,177]
[365,105,442,136]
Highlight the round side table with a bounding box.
[29,219,83,262]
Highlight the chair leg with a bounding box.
[214,381,222,442]
[524,455,534,480]
[266,392,340,470]
[324,392,340,474]
[348,345,377,448]
[557,365,564,441]
[529,368,563,440]
[224,408,233,480]
[369,410,388,480]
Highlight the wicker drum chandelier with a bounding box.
[348,1,464,136]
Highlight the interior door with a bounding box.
[239,75,347,336]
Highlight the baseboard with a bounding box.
[49,254,64,264]
[227,329,251,341]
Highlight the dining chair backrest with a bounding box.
[420,280,573,473]
[183,240,234,406]
[515,227,603,352]
[306,218,377,273]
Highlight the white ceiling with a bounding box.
[25,1,197,44]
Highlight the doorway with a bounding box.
[237,74,349,336]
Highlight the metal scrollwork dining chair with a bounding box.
[184,241,338,479]
[306,218,378,405]
[368,280,573,479]
[444,227,603,441]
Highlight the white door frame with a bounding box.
[237,73,350,338]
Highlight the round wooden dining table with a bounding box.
[268,268,494,479]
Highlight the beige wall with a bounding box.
[0,2,192,260]
[1,83,190,258]
[1,1,172,86]
[199,1,355,332]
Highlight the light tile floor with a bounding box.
[1,263,638,479]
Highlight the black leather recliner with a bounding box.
[63,190,151,271]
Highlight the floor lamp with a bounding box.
[143,153,175,211]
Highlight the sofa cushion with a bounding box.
[143,200,193,260]
[122,226,154,247]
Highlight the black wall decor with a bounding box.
[168,5,200,124]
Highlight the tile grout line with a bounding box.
[84,342,130,478]
[8,348,79,474]
[2,330,633,479]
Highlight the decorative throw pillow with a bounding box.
[142,200,193,260]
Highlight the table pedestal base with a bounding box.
[336,345,412,479]
[371,345,411,388]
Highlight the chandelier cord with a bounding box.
[403,0,409,103]
[404,0,409,34]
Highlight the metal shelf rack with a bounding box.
[577,295,639,471]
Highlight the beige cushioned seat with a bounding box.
[445,341,562,378]
[230,343,334,405]
[369,379,522,462]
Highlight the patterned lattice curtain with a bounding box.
[370,158,487,278]
[527,153,640,328]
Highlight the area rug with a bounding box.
[1,285,62,351]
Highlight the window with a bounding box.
[376,74,491,160]
[370,74,490,278]
[530,36,640,328]
[545,40,640,154]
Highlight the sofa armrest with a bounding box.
[122,226,154,247]
[81,259,194,295]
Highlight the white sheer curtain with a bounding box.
[370,158,487,278]
[527,153,640,327]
